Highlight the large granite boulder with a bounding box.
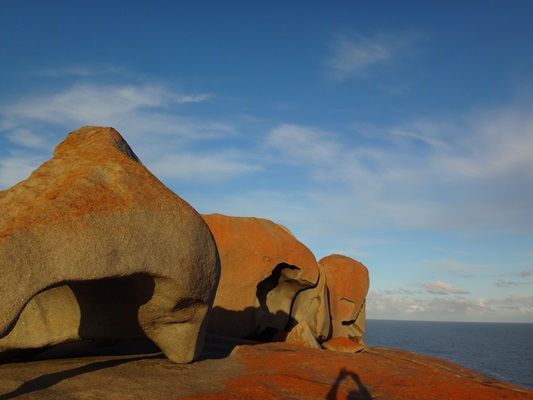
[320,254,369,344]
[0,126,220,363]
[202,214,319,339]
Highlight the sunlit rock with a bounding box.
[0,126,220,363]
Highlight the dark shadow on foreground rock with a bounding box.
[199,333,259,360]
[326,367,372,400]
[0,354,162,400]
[203,306,299,360]
[208,306,297,342]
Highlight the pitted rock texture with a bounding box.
[0,126,220,363]
[203,214,319,339]
[320,254,369,343]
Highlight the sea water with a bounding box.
[365,319,533,389]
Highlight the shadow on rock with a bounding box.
[200,307,297,360]
[326,367,372,400]
[0,354,162,400]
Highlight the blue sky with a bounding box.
[1,1,532,322]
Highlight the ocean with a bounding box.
[365,319,533,390]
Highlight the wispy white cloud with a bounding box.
[0,81,250,189]
[367,290,492,320]
[264,104,533,233]
[265,124,340,165]
[494,267,533,287]
[423,280,469,295]
[35,64,126,77]
[367,290,533,322]
[436,109,533,179]
[6,128,50,150]
[325,33,415,80]
[0,153,47,188]
[487,295,533,314]
[150,152,262,182]
[1,83,213,129]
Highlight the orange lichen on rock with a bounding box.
[321,254,369,343]
[322,336,365,353]
[0,126,188,240]
[181,342,533,400]
[203,213,319,339]
[0,341,530,399]
[0,126,220,363]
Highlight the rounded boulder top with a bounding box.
[0,126,220,363]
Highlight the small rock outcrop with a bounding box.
[320,254,369,343]
[0,126,220,363]
[282,321,321,349]
[322,336,365,353]
[203,214,319,339]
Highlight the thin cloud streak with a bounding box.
[35,64,127,77]
[367,290,533,322]
[494,278,533,288]
[325,32,415,80]
[1,84,213,128]
[265,124,341,165]
[6,128,50,150]
[151,152,262,182]
[423,280,469,295]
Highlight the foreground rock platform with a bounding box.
[0,339,530,400]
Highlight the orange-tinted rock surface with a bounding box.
[185,342,533,400]
[0,340,530,399]
[321,254,369,343]
[322,336,365,353]
[203,214,319,339]
[282,321,321,349]
[0,126,220,363]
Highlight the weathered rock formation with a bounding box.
[203,214,370,350]
[321,254,369,344]
[0,126,220,363]
[203,214,319,339]
[289,263,330,341]
[286,254,369,350]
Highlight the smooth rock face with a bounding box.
[283,321,321,349]
[290,263,330,342]
[203,214,319,339]
[320,254,369,343]
[0,126,220,363]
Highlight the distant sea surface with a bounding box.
[365,319,533,389]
